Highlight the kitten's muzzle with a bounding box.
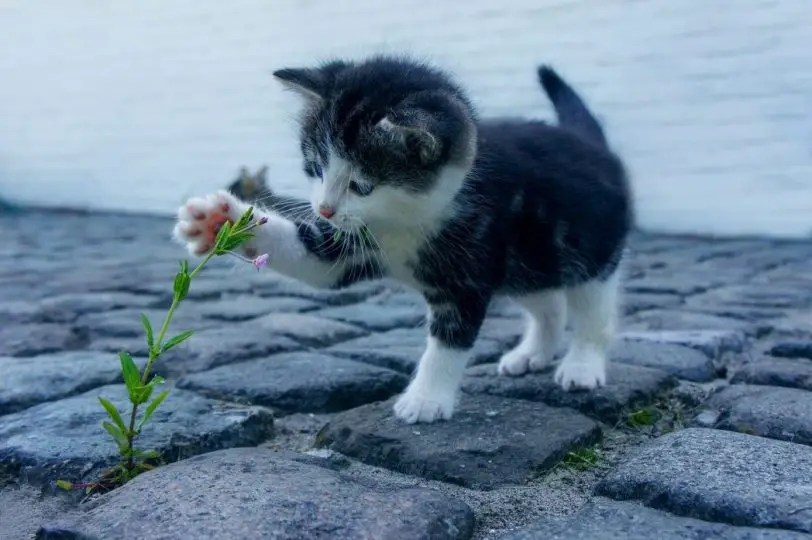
[318,205,336,219]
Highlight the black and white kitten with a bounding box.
[174,55,632,424]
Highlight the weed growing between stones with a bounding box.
[619,396,689,437]
[56,207,266,494]
[559,446,603,472]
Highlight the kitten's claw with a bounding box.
[173,191,244,256]
[554,349,607,391]
[393,389,455,424]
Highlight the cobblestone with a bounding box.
[38,448,474,540]
[596,428,812,534]
[0,323,89,357]
[196,294,321,322]
[316,302,426,332]
[315,394,601,489]
[700,385,812,446]
[0,384,274,486]
[771,342,812,360]
[177,352,408,415]
[2,210,812,539]
[620,329,747,360]
[327,327,507,374]
[462,362,675,424]
[500,499,811,540]
[247,312,368,347]
[610,337,718,382]
[151,325,303,377]
[731,356,812,392]
[0,352,122,415]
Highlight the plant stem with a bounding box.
[141,250,216,384]
[123,250,217,471]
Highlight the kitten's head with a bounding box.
[273,55,478,231]
[227,165,269,203]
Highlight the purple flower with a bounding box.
[252,253,269,271]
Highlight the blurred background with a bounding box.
[0,0,810,237]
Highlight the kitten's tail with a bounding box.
[538,65,608,148]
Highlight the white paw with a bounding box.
[497,346,547,377]
[393,386,456,424]
[172,190,246,257]
[554,349,607,391]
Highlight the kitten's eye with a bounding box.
[313,163,323,179]
[349,180,374,197]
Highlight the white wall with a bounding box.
[0,0,810,237]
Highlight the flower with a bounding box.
[252,253,269,271]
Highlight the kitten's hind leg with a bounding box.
[555,271,620,390]
[498,290,566,376]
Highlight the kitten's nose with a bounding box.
[318,205,335,219]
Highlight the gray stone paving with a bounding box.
[315,394,601,489]
[2,209,812,539]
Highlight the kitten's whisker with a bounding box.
[359,220,390,273]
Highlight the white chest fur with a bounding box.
[370,226,429,291]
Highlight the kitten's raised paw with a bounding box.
[393,389,455,424]
[554,350,606,391]
[173,190,244,256]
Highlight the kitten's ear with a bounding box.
[273,60,351,102]
[377,115,441,165]
[273,68,326,101]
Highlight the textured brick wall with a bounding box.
[0,0,810,237]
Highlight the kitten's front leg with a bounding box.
[173,190,354,289]
[393,299,488,424]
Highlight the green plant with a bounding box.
[560,446,601,471]
[57,207,266,493]
[626,406,661,429]
[620,396,690,436]
[332,226,373,245]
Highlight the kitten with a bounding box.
[174,55,632,424]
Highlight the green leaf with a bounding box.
[56,480,73,491]
[140,313,154,353]
[173,270,191,302]
[332,230,343,242]
[133,374,166,405]
[222,231,254,252]
[213,220,233,253]
[103,420,129,450]
[160,330,193,354]
[119,352,142,403]
[98,396,127,433]
[141,449,161,460]
[233,206,254,232]
[137,383,153,405]
[137,390,170,433]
